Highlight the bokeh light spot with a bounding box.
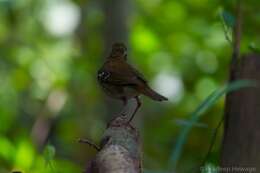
[162,1,186,24]
[47,89,67,115]
[196,51,218,74]
[149,52,174,72]
[14,141,35,170]
[0,136,15,162]
[41,0,80,37]
[132,25,159,53]
[206,25,227,48]
[195,77,218,100]
[153,72,184,103]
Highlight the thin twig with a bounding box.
[78,138,101,151]
[187,116,224,173]
[232,0,242,64]
[220,12,233,45]
[199,116,224,170]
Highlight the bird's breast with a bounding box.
[122,86,139,98]
[100,82,139,99]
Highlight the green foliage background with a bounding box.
[0,0,259,172]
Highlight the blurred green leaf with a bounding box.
[0,136,15,162]
[131,24,159,54]
[200,163,218,173]
[249,43,260,53]
[174,118,208,128]
[168,80,258,171]
[14,140,35,171]
[54,159,82,173]
[43,144,56,169]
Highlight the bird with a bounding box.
[97,42,168,123]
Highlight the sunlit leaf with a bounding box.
[14,140,35,171]
[131,24,159,53]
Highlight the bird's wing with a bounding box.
[129,65,147,83]
[98,61,147,86]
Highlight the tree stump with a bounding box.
[85,116,141,173]
[221,54,260,172]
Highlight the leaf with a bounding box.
[0,136,15,162]
[221,10,235,28]
[168,80,258,171]
[249,43,260,53]
[219,9,233,44]
[174,119,208,128]
[43,144,56,170]
[200,163,217,173]
[221,10,236,28]
[44,145,55,162]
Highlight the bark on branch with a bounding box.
[85,116,142,173]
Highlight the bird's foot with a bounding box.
[121,112,127,116]
[118,110,128,117]
[78,138,100,151]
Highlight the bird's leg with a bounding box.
[119,97,128,116]
[128,96,141,123]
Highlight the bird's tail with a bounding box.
[140,86,168,101]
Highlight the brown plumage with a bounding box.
[97,43,167,122]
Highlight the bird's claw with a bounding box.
[120,112,127,116]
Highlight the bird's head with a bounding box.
[110,42,127,60]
